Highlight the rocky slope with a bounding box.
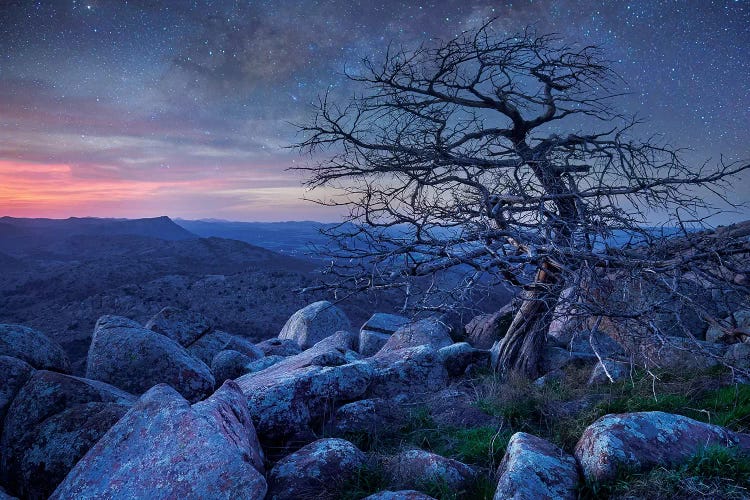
[0,296,748,499]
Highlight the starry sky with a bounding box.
[1,0,748,222]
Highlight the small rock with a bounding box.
[256,338,302,357]
[211,349,259,383]
[51,382,266,500]
[387,449,475,493]
[425,388,498,429]
[278,301,352,349]
[267,438,366,500]
[360,330,391,357]
[0,324,70,373]
[332,398,404,436]
[145,306,214,346]
[541,346,598,373]
[495,432,579,500]
[575,411,750,482]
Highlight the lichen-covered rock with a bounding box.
[145,306,214,346]
[236,361,372,443]
[588,359,630,386]
[86,322,215,402]
[278,301,352,349]
[246,355,285,372]
[464,304,513,349]
[637,336,723,371]
[332,398,405,435]
[1,370,135,499]
[494,432,579,500]
[724,342,750,372]
[211,349,259,383]
[566,329,625,359]
[438,342,490,376]
[359,313,410,355]
[187,329,263,365]
[267,438,366,500]
[707,310,750,344]
[364,491,436,500]
[93,314,142,331]
[387,449,475,493]
[360,330,391,356]
[575,411,750,482]
[378,318,453,354]
[0,324,70,373]
[256,338,303,357]
[0,356,33,429]
[51,382,266,500]
[366,345,449,398]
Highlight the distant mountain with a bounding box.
[175,219,334,256]
[0,216,197,256]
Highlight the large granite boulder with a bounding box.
[378,318,453,354]
[236,332,371,442]
[267,438,366,500]
[86,320,215,402]
[278,301,352,349]
[332,397,405,436]
[387,449,475,492]
[0,356,33,429]
[366,345,449,398]
[51,382,266,500]
[494,432,579,500]
[1,370,135,499]
[145,306,214,346]
[575,411,750,482]
[438,342,490,376]
[0,324,70,373]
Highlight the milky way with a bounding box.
[1,1,748,221]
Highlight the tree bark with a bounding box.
[493,261,562,379]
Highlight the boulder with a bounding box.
[211,349,259,383]
[575,411,750,482]
[145,306,214,346]
[387,449,475,492]
[246,355,285,373]
[332,398,405,436]
[378,318,453,354]
[588,359,631,386]
[724,342,750,372]
[366,345,449,398]
[438,342,490,376]
[362,313,411,334]
[494,432,579,500]
[1,370,135,499]
[566,329,625,359]
[187,329,263,365]
[278,301,352,349]
[267,438,366,500]
[256,338,303,357]
[465,304,513,349]
[93,314,141,331]
[51,382,266,500]
[86,322,215,403]
[707,309,750,344]
[636,336,723,371]
[0,356,33,429]
[360,330,392,357]
[364,492,436,500]
[0,486,17,500]
[0,324,70,373]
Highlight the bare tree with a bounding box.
[295,21,750,378]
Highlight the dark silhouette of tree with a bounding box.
[296,21,750,378]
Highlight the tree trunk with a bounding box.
[493,261,562,379]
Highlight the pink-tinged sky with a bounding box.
[1,1,748,223]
